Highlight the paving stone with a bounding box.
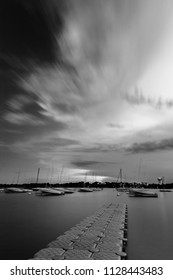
[64,249,91,260]
[34,247,65,259]
[47,239,73,248]
[91,251,121,260]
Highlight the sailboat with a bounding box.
[129,189,158,197]
[4,187,26,193]
[53,187,75,194]
[32,168,42,191]
[78,173,93,192]
[36,187,64,196]
[78,187,93,192]
[160,189,172,192]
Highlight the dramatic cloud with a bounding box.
[126,138,173,153]
[20,0,173,125]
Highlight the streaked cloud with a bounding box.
[3,112,44,125]
[20,0,173,127]
[72,160,123,168]
[126,138,173,153]
[72,160,104,168]
[7,94,34,110]
[123,87,173,109]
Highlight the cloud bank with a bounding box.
[126,138,173,153]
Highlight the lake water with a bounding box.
[0,188,173,260]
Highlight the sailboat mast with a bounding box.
[36,168,40,184]
[120,168,122,183]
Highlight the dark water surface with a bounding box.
[0,189,173,260]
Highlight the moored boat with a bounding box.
[64,188,76,193]
[129,189,158,197]
[78,187,93,192]
[4,187,26,193]
[160,189,172,192]
[53,187,75,194]
[36,188,64,196]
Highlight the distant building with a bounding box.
[157,177,164,185]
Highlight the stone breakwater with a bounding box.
[31,203,128,260]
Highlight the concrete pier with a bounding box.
[32,202,128,260]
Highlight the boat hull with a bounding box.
[129,189,158,197]
[78,188,93,192]
[36,188,64,196]
[160,189,172,192]
[4,188,26,193]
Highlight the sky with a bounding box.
[1,0,173,184]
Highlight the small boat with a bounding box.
[129,189,158,197]
[53,187,65,191]
[160,189,172,192]
[4,187,26,193]
[117,192,120,196]
[64,188,76,193]
[53,187,75,194]
[36,188,64,196]
[78,188,93,192]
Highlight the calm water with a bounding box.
[0,189,173,260]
